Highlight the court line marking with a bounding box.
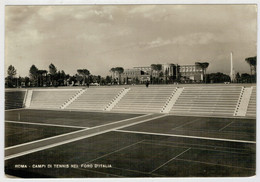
[5,120,88,129]
[5,128,87,150]
[168,113,255,120]
[142,141,252,155]
[78,113,153,130]
[219,121,234,131]
[142,139,254,152]
[174,158,255,170]
[173,128,255,137]
[5,108,25,112]
[150,148,191,173]
[171,118,201,130]
[116,130,256,144]
[5,114,150,151]
[27,107,150,115]
[5,114,160,160]
[5,127,38,137]
[83,140,145,164]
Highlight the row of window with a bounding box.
[122,66,203,76]
[180,67,203,72]
[181,72,203,76]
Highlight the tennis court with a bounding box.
[5,109,256,177]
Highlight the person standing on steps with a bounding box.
[146,81,149,88]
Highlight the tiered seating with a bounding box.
[5,91,25,110]
[29,90,78,109]
[170,86,242,117]
[66,88,123,111]
[246,86,256,118]
[112,86,175,113]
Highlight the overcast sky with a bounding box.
[5,5,257,77]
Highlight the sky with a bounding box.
[4,4,257,77]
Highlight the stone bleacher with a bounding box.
[5,91,26,110]
[6,85,256,118]
[29,90,78,109]
[170,86,243,117]
[246,86,256,118]
[112,86,175,113]
[65,87,124,111]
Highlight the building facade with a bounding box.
[121,67,151,84]
[111,63,205,84]
[179,64,204,82]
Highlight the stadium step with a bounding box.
[246,86,256,118]
[105,88,131,111]
[66,87,124,111]
[170,86,242,117]
[5,90,26,110]
[112,87,176,113]
[60,89,86,109]
[29,90,79,109]
[14,85,256,118]
[234,87,252,116]
[161,87,183,113]
[24,89,33,108]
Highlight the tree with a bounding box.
[97,75,102,84]
[105,76,112,84]
[17,76,22,87]
[75,74,83,85]
[7,65,17,78]
[245,56,257,83]
[110,68,116,77]
[195,62,209,83]
[77,69,90,85]
[159,72,164,84]
[110,67,124,84]
[59,70,67,86]
[49,63,57,75]
[6,65,17,87]
[89,75,94,84]
[49,63,57,86]
[235,72,241,83]
[68,75,76,86]
[241,73,251,83]
[37,70,47,87]
[24,76,30,87]
[208,72,231,83]
[151,64,162,84]
[115,67,124,84]
[29,65,39,86]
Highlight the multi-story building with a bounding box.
[179,64,204,82]
[111,63,205,84]
[121,67,151,84]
